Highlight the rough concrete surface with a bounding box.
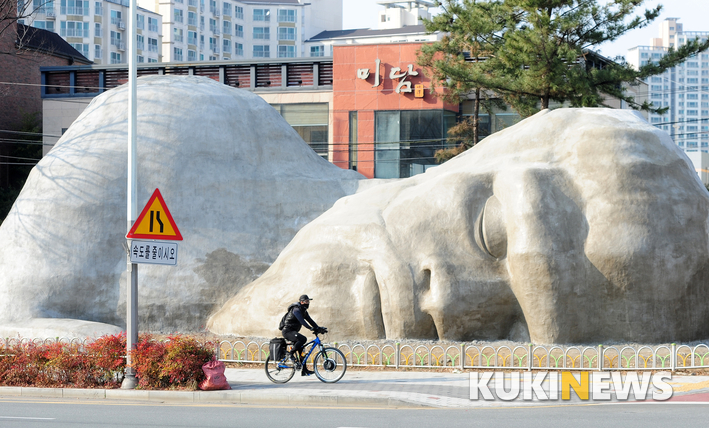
[0,75,364,336]
[209,108,709,344]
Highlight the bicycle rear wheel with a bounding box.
[313,347,347,383]
[264,355,296,384]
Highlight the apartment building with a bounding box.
[305,1,439,57]
[627,18,709,151]
[21,0,162,64]
[136,0,342,62]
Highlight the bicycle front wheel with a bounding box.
[264,355,296,384]
[313,347,347,383]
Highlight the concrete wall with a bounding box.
[42,99,93,155]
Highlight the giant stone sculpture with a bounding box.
[0,75,364,337]
[208,108,709,344]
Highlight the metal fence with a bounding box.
[215,340,709,371]
[3,337,708,371]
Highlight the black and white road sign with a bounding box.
[129,240,178,265]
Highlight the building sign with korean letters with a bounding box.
[130,240,178,266]
[357,59,424,97]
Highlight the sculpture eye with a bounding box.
[475,195,507,259]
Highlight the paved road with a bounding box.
[2,368,708,410]
[0,398,707,428]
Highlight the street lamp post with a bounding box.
[121,0,139,390]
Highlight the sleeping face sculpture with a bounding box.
[208,108,709,344]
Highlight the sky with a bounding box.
[342,0,709,60]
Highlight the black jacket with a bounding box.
[282,303,318,333]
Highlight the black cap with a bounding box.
[299,294,312,301]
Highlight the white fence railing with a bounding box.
[3,338,708,371]
[214,341,709,371]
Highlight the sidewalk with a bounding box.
[1,368,709,408]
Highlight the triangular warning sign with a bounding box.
[126,189,183,241]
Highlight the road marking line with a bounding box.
[0,416,56,420]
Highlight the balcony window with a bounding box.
[277,9,296,23]
[278,27,295,41]
[253,45,269,58]
[278,45,294,58]
[253,27,269,40]
[310,45,324,57]
[253,8,270,21]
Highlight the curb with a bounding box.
[0,387,427,408]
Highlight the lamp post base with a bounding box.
[121,374,138,389]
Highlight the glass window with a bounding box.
[271,103,329,158]
[223,39,231,53]
[174,47,183,61]
[278,45,295,58]
[223,2,230,16]
[253,27,269,39]
[175,9,183,23]
[223,20,231,34]
[137,14,144,30]
[253,45,269,58]
[278,27,295,41]
[188,11,197,26]
[310,45,323,57]
[188,50,196,61]
[235,6,243,19]
[278,9,296,22]
[235,43,243,56]
[253,8,270,21]
[148,17,158,32]
[234,24,243,37]
[349,111,358,170]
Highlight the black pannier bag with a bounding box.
[269,338,286,361]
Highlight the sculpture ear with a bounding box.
[475,195,507,259]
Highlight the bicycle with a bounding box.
[264,328,347,384]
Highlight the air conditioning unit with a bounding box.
[118,42,126,51]
[215,10,220,17]
[46,10,56,19]
[118,21,125,30]
[213,29,220,35]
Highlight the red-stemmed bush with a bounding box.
[0,333,215,390]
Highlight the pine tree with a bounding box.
[420,0,709,122]
[491,0,709,115]
[419,0,505,162]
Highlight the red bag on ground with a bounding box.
[199,359,231,391]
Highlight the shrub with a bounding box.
[131,335,214,390]
[0,334,214,390]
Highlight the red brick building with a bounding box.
[332,43,458,178]
[0,11,90,187]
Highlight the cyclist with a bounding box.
[281,294,325,376]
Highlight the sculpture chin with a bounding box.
[211,108,709,344]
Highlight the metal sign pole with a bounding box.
[121,0,139,390]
